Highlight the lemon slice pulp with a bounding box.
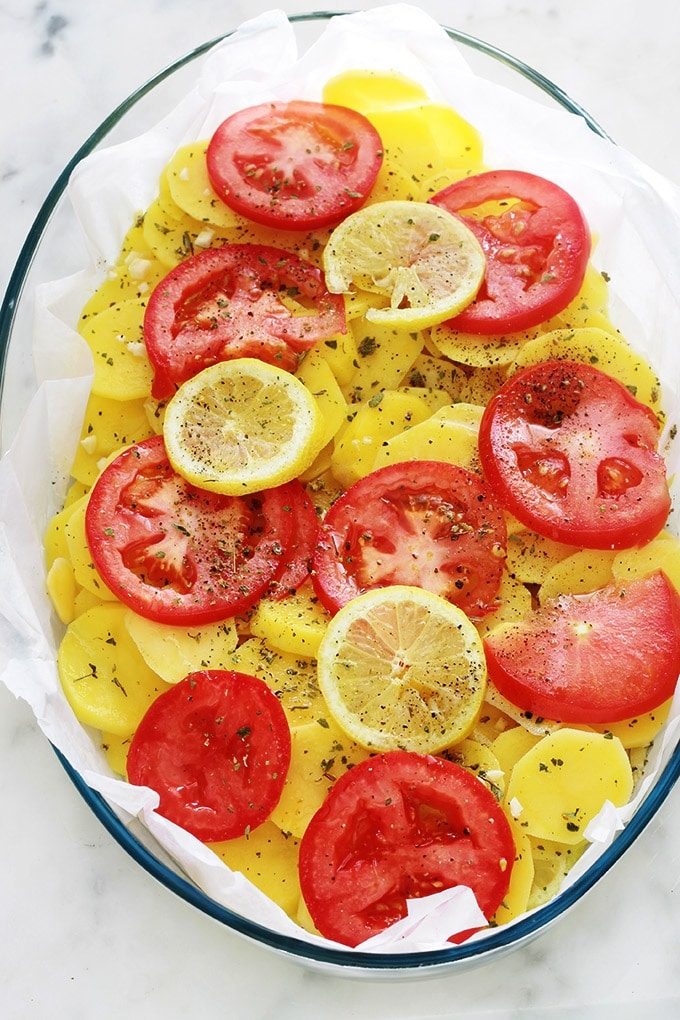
[322,200,485,330]
[317,584,487,754]
[163,358,324,494]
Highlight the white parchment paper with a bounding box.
[3,4,680,955]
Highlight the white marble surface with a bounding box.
[2,1,680,1016]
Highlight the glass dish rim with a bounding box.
[1,8,676,974]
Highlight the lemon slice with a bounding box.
[322,200,485,330]
[317,585,487,754]
[163,358,324,494]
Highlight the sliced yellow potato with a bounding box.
[588,699,672,749]
[210,821,302,916]
[345,318,424,403]
[505,527,575,586]
[313,329,360,387]
[446,737,505,798]
[164,140,241,228]
[224,637,321,725]
[295,348,348,451]
[330,388,433,486]
[63,497,117,601]
[69,393,154,486]
[58,603,170,736]
[268,716,368,838]
[430,324,529,369]
[78,220,165,320]
[492,819,535,926]
[474,571,533,638]
[511,326,663,415]
[79,297,154,401]
[46,556,78,625]
[613,531,680,594]
[124,611,238,684]
[372,402,482,472]
[249,584,331,659]
[44,496,81,569]
[538,548,617,604]
[527,836,587,909]
[506,728,634,844]
[491,725,541,779]
[100,731,132,777]
[322,68,430,111]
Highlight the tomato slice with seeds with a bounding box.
[127,669,291,842]
[298,750,515,947]
[312,460,507,617]
[143,243,346,399]
[484,571,680,723]
[85,435,289,624]
[206,100,384,230]
[478,360,670,549]
[430,169,590,334]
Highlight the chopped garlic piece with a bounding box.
[80,435,97,455]
[509,797,523,819]
[195,228,215,248]
[127,256,154,281]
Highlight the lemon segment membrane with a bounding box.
[322,200,486,330]
[163,358,324,495]
[317,585,487,754]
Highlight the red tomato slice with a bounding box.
[430,169,590,334]
[127,669,291,842]
[143,243,346,399]
[298,750,515,947]
[268,479,318,599]
[206,100,384,230]
[478,360,670,549]
[484,571,680,723]
[85,435,290,624]
[312,460,507,617]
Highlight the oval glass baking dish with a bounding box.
[1,8,679,977]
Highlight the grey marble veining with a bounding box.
[2,1,680,1016]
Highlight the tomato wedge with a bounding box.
[478,360,670,549]
[206,100,384,230]
[298,750,515,947]
[143,243,346,399]
[429,169,590,334]
[127,669,291,842]
[484,571,680,723]
[312,460,507,617]
[85,435,289,624]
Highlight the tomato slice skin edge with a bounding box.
[84,435,291,625]
[430,169,591,335]
[206,100,384,230]
[483,571,680,724]
[478,360,670,550]
[143,243,346,400]
[126,669,292,842]
[298,750,515,947]
[267,478,318,598]
[312,459,507,618]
